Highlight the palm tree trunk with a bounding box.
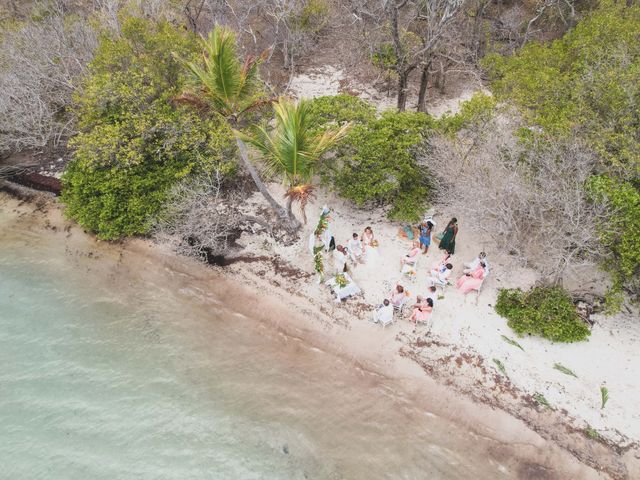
[235,137,301,231]
[286,195,294,219]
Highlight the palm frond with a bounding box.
[174,26,264,119]
[600,386,609,409]
[533,393,553,409]
[242,97,352,185]
[501,335,525,351]
[553,363,578,378]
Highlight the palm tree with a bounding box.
[238,97,351,224]
[174,26,295,229]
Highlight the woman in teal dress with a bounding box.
[438,217,458,255]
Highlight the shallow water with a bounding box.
[0,206,535,479]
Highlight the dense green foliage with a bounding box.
[436,93,497,135]
[62,18,235,240]
[485,0,640,174]
[588,176,640,300]
[327,111,433,221]
[306,94,376,135]
[495,286,591,343]
[485,0,640,304]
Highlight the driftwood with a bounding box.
[6,171,62,195]
[0,162,39,178]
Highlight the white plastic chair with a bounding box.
[401,256,419,282]
[393,295,410,318]
[464,273,488,305]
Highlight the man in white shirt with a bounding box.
[333,245,347,273]
[463,252,489,275]
[347,233,364,263]
[370,299,394,325]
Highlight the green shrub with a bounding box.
[495,286,591,343]
[483,0,640,174]
[306,94,376,135]
[326,110,433,222]
[291,0,329,33]
[588,175,640,303]
[371,42,398,70]
[436,92,497,135]
[61,17,235,240]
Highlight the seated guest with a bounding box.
[333,245,348,273]
[410,297,434,325]
[431,252,452,272]
[463,251,489,275]
[457,262,487,294]
[427,285,438,305]
[389,284,406,307]
[400,241,421,269]
[348,233,364,263]
[370,299,394,324]
[428,263,453,287]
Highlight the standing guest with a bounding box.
[389,284,406,308]
[457,262,487,294]
[418,220,434,254]
[410,297,434,325]
[348,233,364,263]
[463,251,489,275]
[438,218,458,255]
[400,241,421,269]
[333,245,348,273]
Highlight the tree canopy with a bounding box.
[62,18,235,240]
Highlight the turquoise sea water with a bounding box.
[0,209,523,480]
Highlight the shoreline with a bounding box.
[1,183,638,479]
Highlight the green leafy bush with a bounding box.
[61,17,235,240]
[495,286,591,343]
[484,0,640,174]
[326,111,433,222]
[291,0,329,33]
[306,94,376,135]
[371,42,398,70]
[588,176,640,302]
[436,92,497,135]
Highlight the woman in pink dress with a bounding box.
[456,262,487,294]
[389,284,406,308]
[410,297,433,325]
[400,241,421,269]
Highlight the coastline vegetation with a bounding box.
[496,286,591,343]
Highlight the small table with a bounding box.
[325,273,361,301]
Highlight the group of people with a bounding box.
[371,216,491,330]
[333,226,378,273]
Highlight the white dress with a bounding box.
[362,233,379,265]
[347,238,363,261]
